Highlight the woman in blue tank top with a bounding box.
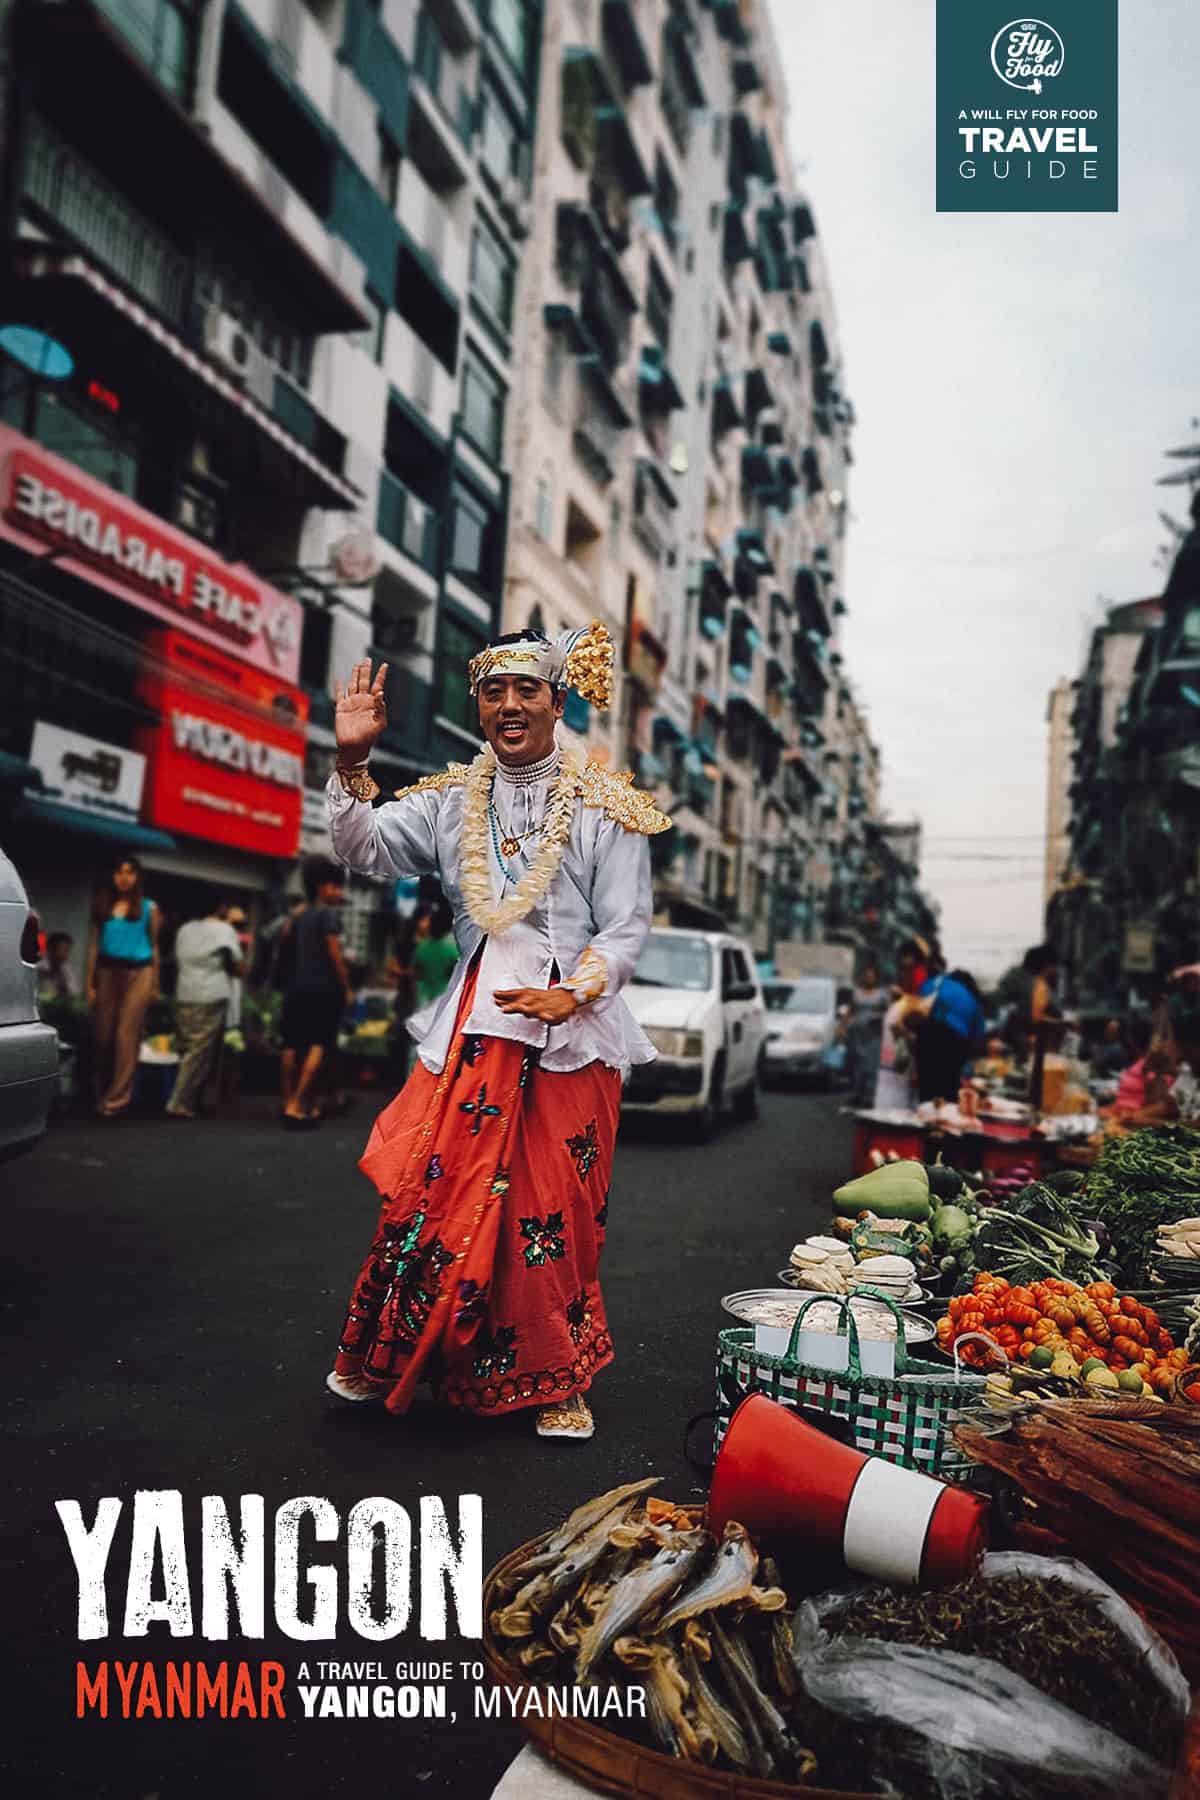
[86,854,160,1116]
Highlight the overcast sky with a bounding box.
[769,1,1199,979]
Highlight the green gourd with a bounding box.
[833,1160,932,1222]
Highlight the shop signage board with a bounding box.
[29,722,145,823]
[1123,922,1156,974]
[136,631,308,858]
[0,424,303,682]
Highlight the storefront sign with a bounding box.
[0,425,303,682]
[29,721,145,822]
[136,632,308,858]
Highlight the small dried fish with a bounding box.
[494,1499,642,1636]
[712,1618,814,1778]
[683,1642,752,1769]
[498,1476,662,1591]
[613,1637,712,1764]
[656,1521,758,1634]
[575,1530,710,1681]
[760,1561,797,1697]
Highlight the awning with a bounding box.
[0,752,42,793]
[638,345,686,413]
[13,796,178,852]
[16,247,361,508]
[767,330,792,355]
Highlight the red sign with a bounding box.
[136,632,309,859]
[0,425,303,682]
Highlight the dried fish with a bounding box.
[498,1476,662,1591]
[575,1530,710,1681]
[712,1618,814,1778]
[656,1521,758,1634]
[612,1637,712,1764]
[759,1561,798,1698]
[682,1642,752,1769]
[494,1499,643,1636]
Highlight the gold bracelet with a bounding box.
[335,762,381,803]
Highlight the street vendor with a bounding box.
[322,624,668,1441]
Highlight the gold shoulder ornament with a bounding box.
[576,760,672,835]
[392,763,470,800]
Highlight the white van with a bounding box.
[622,927,767,1139]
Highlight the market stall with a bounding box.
[481,1125,1200,1799]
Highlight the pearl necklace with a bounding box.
[495,747,561,787]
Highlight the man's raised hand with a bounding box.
[334,659,390,765]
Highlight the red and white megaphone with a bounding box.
[709,1394,988,1587]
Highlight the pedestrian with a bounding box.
[412,898,458,1012]
[37,931,77,1003]
[86,854,160,1118]
[324,624,665,1441]
[279,857,352,1129]
[166,901,245,1120]
[848,958,888,1108]
[914,963,987,1104]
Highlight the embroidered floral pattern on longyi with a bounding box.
[519,1211,567,1269]
[565,1119,600,1179]
[471,1323,518,1379]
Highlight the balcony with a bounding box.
[396,159,469,297]
[561,47,652,195]
[660,17,705,154]
[409,8,475,189]
[572,364,632,488]
[376,468,440,572]
[23,115,190,323]
[602,0,654,88]
[633,456,679,561]
[383,314,457,439]
[555,204,639,375]
[235,0,337,123]
[638,344,685,414]
[793,564,831,636]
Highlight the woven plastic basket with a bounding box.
[715,1292,988,1482]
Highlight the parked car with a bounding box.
[622,928,767,1139]
[762,974,841,1086]
[0,845,59,1162]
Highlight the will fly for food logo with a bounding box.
[989,19,1065,93]
[936,1,1118,213]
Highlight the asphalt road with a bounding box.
[2,1084,851,1800]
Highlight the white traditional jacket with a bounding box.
[326,752,669,1077]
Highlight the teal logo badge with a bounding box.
[989,19,1065,93]
[937,1,1118,213]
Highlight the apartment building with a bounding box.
[0,0,539,963]
[501,0,858,952]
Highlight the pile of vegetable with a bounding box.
[935,1270,1187,1389]
[1085,1125,1200,1283]
[970,1175,1105,1288]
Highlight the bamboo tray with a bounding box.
[483,1540,873,1800]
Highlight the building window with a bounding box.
[490,0,530,81]
[376,128,400,207]
[534,470,554,542]
[646,258,673,352]
[461,349,505,462]
[478,81,520,185]
[448,484,493,584]
[438,616,486,735]
[471,216,515,332]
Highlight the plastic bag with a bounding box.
[791,1553,1187,1799]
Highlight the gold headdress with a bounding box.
[467,620,615,711]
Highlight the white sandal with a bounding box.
[536,1393,595,1440]
[325,1370,387,1405]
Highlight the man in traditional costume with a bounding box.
[323,624,669,1440]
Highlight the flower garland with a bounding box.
[459,746,584,935]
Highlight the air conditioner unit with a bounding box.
[203,309,275,407]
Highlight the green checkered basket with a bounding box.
[715,1292,989,1484]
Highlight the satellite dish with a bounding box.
[329,527,380,585]
[669,443,689,475]
[0,324,73,379]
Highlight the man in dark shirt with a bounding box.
[280,857,352,1129]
